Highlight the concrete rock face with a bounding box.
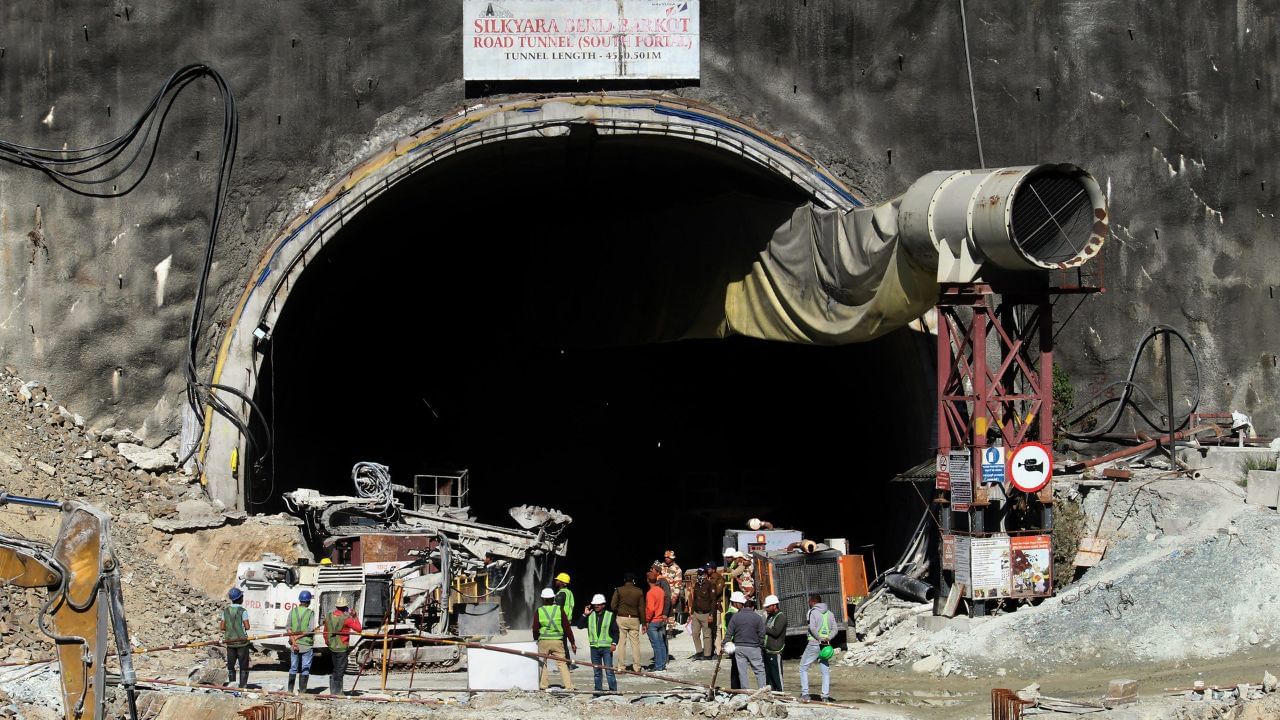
[0,1,1276,434]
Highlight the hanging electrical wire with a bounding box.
[0,64,262,474]
[1061,325,1201,441]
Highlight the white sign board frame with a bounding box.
[464,0,701,81]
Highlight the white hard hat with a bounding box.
[734,550,746,558]
[723,547,736,557]
[540,588,555,599]
[591,594,606,605]
[730,591,747,604]
[763,595,780,607]
[748,518,762,530]
[723,641,737,655]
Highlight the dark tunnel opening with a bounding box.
[249,130,937,603]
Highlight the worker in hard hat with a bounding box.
[324,595,363,696]
[220,587,251,688]
[798,593,836,703]
[534,587,576,691]
[584,594,619,692]
[720,588,741,689]
[286,590,315,694]
[725,590,766,689]
[609,571,646,672]
[687,566,718,661]
[643,571,668,671]
[552,572,577,670]
[762,594,787,691]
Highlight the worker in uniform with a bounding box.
[659,550,683,626]
[798,593,836,703]
[762,594,787,691]
[286,590,314,694]
[687,566,717,661]
[609,571,646,673]
[725,590,766,689]
[533,587,576,691]
[584,594,619,693]
[729,551,755,600]
[552,572,576,669]
[220,587,251,688]
[324,595,363,696]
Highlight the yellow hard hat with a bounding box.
[555,572,571,584]
[320,558,332,565]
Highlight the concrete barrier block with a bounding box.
[1247,470,1280,508]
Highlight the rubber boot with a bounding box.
[239,670,249,689]
[299,675,309,694]
[287,673,296,693]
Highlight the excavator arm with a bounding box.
[0,494,136,720]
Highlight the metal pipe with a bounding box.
[884,572,936,603]
[1064,426,1212,471]
[1163,328,1176,464]
[0,493,62,509]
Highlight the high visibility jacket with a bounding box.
[288,606,314,648]
[587,610,614,648]
[222,605,248,647]
[809,609,835,643]
[326,612,351,652]
[556,587,575,622]
[538,605,564,640]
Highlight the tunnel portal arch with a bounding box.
[197,94,867,510]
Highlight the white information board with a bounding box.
[464,0,700,80]
[968,536,1012,600]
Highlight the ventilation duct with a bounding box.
[897,163,1107,283]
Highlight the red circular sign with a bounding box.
[1007,441,1053,493]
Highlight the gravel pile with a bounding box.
[846,466,1280,676]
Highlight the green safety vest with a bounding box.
[557,587,575,622]
[812,609,834,642]
[222,605,248,647]
[587,610,614,648]
[326,612,351,653]
[288,606,314,648]
[722,606,736,636]
[538,605,564,640]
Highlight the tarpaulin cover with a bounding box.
[720,200,938,344]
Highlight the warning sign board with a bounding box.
[1008,442,1053,493]
[981,446,1006,484]
[941,534,956,571]
[935,453,950,491]
[950,474,973,511]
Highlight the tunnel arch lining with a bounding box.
[198,93,865,510]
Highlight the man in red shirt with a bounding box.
[643,571,668,671]
[323,595,363,696]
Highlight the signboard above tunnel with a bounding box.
[464,0,700,80]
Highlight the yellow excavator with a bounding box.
[0,493,137,720]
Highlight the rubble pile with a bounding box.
[843,466,1280,678]
[0,369,223,660]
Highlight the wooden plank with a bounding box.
[940,582,964,618]
[1073,536,1108,567]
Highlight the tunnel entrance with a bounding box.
[247,128,935,600]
